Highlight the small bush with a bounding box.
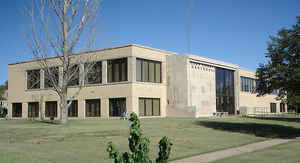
[106,113,173,163]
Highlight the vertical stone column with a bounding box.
[128,56,136,83]
[101,98,109,119]
[40,69,44,89]
[126,96,138,115]
[78,99,85,119]
[7,102,12,119]
[22,103,28,119]
[102,60,107,84]
[39,95,45,120]
[79,63,85,86]
[234,69,240,115]
[161,61,167,84]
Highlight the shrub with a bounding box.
[106,112,173,163]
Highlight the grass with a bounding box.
[215,138,300,163]
[1,117,300,163]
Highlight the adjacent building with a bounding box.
[7,44,286,120]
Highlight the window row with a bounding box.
[27,58,162,90]
[11,98,161,118]
[240,76,257,93]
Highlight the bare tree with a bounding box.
[24,0,101,124]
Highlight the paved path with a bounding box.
[172,138,295,163]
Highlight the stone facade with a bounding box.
[7,44,284,119]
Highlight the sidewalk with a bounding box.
[172,138,294,163]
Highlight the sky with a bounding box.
[0,0,299,85]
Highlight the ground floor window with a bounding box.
[86,99,100,117]
[139,98,160,116]
[280,103,286,112]
[109,98,126,117]
[28,102,39,118]
[270,103,277,113]
[12,103,22,117]
[68,100,78,117]
[45,101,57,117]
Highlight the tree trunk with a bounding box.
[60,95,68,124]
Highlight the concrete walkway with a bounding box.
[172,138,294,163]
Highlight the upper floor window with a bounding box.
[240,76,256,93]
[44,67,59,88]
[85,61,102,84]
[107,58,127,83]
[136,58,161,83]
[27,69,40,89]
[68,65,79,86]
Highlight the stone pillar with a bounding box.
[161,61,167,84]
[7,102,12,119]
[39,95,45,120]
[78,99,85,119]
[128,56,136,82]
[79,63,85,86]
[40,69,44,89]
[102,60,107,84]
[22,103,28,119]
[101,98,109,119]
[234,69,240,115]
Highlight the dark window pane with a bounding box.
[149,62,155,82]
[155,63,161,83]
[86,99,100,117]
[143,61,148,82]
[68,100,78,117]
[44,67,59,88]
[85,62,102,84]
[109,98,126,117]
[45,101,57,117]
[270,103,277,113]
[136,59,142,81]
[108,63,113,83]
[153,99,160,116]
[145,99,153,116]
[68,65,79,86]
[12,103,22,117]
[121,62,127,81]
[108,58,127,83]
[27,69,40,89]
[139,99,145,116]
[28,102,39,118]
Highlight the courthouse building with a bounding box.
[7,44,286,119]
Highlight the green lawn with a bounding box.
[1,117,300,163]
[215,138,300,163]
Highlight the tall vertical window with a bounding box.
[270,103,277,113]
[28,102,39,118]
[12,103,22,117]
[68,65,79,86]
[136,58,161,83]
[107,58,127,83]
[27,69,40,89]
[280,103,286,112]
[240,76,256,92]
[85,62,102,84]
[139,98,160,116]
[68,100,78,117]
[216,68,235,114]
[45,101,57,117]
[44,67,59,88]
[109,98,126,117]
[86,99,100,117]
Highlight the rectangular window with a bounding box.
[12,103,22,117]
[28,102,39,118]
[44,67,59,88]
[107,58,127,83]
[270,103,277,113]
[45,101,57,117]
[139,98,160,116]
[280,103,286,112]
[68,100,78,117]
[27,69,40,89]
[85,62,102,84]
[68,65,79,86]
[136,58,162,83]
[240,76,256,93]
[86,99,100,117]
[109,98,126,117]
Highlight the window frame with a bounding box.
[45,101,58,117]
[68,100,78,117]
[85,61,102,85]
[136,58,162,83]
[27,69,41,89]
[85,99,101,117]
[12,103,22,118]
[138,98,160,116]
[44,67,59,89]
[28,102,39,118]
[107,58,128,83]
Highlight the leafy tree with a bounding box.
[107,113,173,163]
[256,16,300,112]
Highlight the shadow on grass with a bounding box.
[246,116,300,123]
[196,121,300,139]
[29,120,61,125]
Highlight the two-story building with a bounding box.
[7,44,286,120]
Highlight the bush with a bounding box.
[106,113,173,163]
[0,107,7,118]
